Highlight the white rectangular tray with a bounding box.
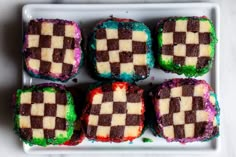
[22,3,220,154]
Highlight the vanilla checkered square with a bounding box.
[90,18,154,81]
[15,85,77,146]
[82,82,144,142]
[152,79,218,143]
[24,19,82,81]
[158,17,217,76]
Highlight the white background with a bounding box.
[0,0,234,156]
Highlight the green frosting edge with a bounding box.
[89,19,154,82]
[157,17,218,77]
[14,86,76,146]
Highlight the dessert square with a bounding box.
[156,17,217,77]
[81,82,145,142]
[151,78,219,143]
[89,17,154,81]
[24,19,83,82]
[14,84,77,146]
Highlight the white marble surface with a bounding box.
[0,0,234,156]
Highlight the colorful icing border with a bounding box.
[157,17,217,77]
[14,84,77,146]
[89,17,154,82]
[23,19,83,82]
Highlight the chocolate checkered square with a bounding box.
[160,18,214,69]
[84,82,144,142]
[24,19,82,81]
[156,82,213,140]
[17,88,71,143]
[94,22,150,79]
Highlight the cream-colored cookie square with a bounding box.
[132,31,147,42]
[133,54,146,65]
[64,49,75,64]
[174,44,186,56]
[199,44,211,57]
[88,115,99,126]
[28,59,40,71]
[180,97,193,111]
[196,110,209,122]
[50,63,63,74]
[185,57,198,66]
[124,126,140,137]
[161,55,173,62]
[31,103,44,116]
[28,35,39,48]
[65,25,75,38]
[173,112,185,125]
[96,126,110,137]
[159,98,170,116]
[32,129,44,138]
[56,105,66,118]
[113,86,127,102]
[213,117,217,126]
[43,92,56,104]
[108,50,120,63]
[120,63,134,74]
[184,124,195,138]
[186,32,199,44]
[96,39,107,51]
[194,84,206,96]
[51,36,64,49]
[127,102,142,114]
[55,130,67,137]
[41,48,53,62]
[106,29,118,39]
[170,87,182,97]
[20,92,32,104]
[92,93,103,104]
[162,33,173,45]
[100,102,113,114]
[41,22,53,35]
[210,96,216,105]
[163,126,174,138]
[19,116,31,128]
[43,117,56,129]
[111,114,126,126]
[119,40,132,52]
[175,20,187,32]
[96,62,111,74]
[200,21,211,33]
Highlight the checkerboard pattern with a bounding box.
[160,18,212,69]
[95,27,149,77]
[25,20,80,78]
[86,83,144,141]
[18,90,68,140]
[157,83,211,139]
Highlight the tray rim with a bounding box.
[22,2,221,154]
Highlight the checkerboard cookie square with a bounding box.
[81,82,145,142]
[89,17,154,81]
[151,78,219,143]
[14,84,77,146]
[23,19,83,82]
[156,17,217,77]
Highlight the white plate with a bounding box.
[22,3,220,154]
